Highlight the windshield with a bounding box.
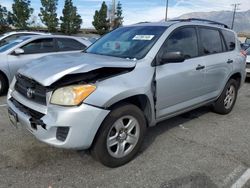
[0,37,30,53]
[86,26,167,60]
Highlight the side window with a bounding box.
[199,28,223,55]
[221,30,236,51]
[56,38,86,51]
[161,27,198,59]
[21,38,54,54]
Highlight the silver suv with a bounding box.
[7,19,246,167]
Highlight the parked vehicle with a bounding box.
[0,31,49,47]
[0,35,91,94]
[246,47,250,77]
[7,19,246,167]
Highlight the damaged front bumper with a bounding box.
[7,90,110,150]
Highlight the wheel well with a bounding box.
[0,70,9,88]
[108,95,152,127]
[229,73,241,88]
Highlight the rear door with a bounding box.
[155,27,206,119]
[7,38,57,79]
[198,27,234,98]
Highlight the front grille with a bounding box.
[15,74,47,105]
[246,63,250,69]
[10,98,45,119]
[56,127,70,141]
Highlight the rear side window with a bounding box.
[199,28,223,55]
[222,30,236,51]
[56,38,86,51]
[21,38,54,54]
[161,27,198,59]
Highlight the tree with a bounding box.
[60,0,82,35]
[39,0,58,32]
[113,1,123,29]
[92,1,110,35]
[0,5,13,33]
[12,0,33,29]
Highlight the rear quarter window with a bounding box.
[221,30,236,51]
[199,28,223,55]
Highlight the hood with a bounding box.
[18,52,136,86]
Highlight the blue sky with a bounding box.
[1,0,248,28]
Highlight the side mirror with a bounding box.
[13,48,24,55]
[160,51,185,64]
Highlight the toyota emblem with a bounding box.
[26,88,35,99]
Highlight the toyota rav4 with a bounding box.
[7,19,246,167]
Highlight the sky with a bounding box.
[1,0,249,28]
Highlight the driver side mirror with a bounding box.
[160,51,185,65]
[13,48,24,56]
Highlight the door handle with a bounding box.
[227,59,233,64]
[196,64,205,70]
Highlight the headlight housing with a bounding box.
[50,84,96,106]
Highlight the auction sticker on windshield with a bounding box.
[133,35,155,40]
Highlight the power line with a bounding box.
[231,3,240,29]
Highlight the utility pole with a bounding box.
[110,0,116,30]
[165,0,169,21]
[231,3,240,29]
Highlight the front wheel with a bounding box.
[213,79,238,115]
[91,104,147,168]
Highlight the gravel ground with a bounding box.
[0,81,250,188]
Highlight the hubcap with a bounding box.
[224,85,236,109]
[107,115,140,158]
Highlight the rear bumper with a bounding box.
[7,91,110,150]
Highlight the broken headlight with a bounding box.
[50,84,96,106]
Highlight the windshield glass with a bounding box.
[86,26,167,60]
[0,37,30,53]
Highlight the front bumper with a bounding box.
[7,90,110,150]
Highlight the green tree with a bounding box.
[92,1,110,35]
[113,1,123,29]
[0,5,13,33]
[60,0,82,35]
[39,0,59,32]
[12,0,33,29]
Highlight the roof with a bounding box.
[131,19,231,30]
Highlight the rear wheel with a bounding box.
[91,104,146,168]
[213,79,238,115]
[0,74,8,95]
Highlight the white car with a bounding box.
[0,35,91,94]
[0,31,49,47]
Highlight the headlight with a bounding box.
[50,84,96,106]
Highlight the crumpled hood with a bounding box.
[18,52,136,86]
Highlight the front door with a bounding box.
[155,27,206,119]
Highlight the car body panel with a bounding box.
[18,52,136,86]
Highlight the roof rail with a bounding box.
[170,18,229,29]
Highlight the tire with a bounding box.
[0,74,8,95]
[91,104,147,168]
[213,79,238,115]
